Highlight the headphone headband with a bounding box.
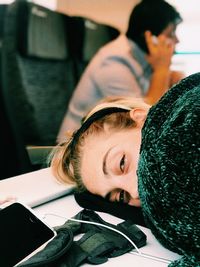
[70,107,130,155]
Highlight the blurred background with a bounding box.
[36,0,200,75]
[0,0,199,179]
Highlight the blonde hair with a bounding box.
[50,96,150,190]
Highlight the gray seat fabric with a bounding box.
[82,19,120,62]
[0,4,7,43]
[0,67,34,179]
[67,16,120,82]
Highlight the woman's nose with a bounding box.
[128,197,141,207]
[122,173,139,199]
[122,175,140,206]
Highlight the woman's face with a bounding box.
[80,112,144,207]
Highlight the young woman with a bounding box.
[51,73,200,267]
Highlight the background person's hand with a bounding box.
[145,31,175,71]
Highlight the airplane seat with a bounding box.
[1,0,76,148]
[0,51,35,179]
[0,3,36,179]
[67,16,120,82]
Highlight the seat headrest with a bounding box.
[83,19,120,61]
[18,2,69,60]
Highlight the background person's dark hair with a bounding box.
[126,0,182,53]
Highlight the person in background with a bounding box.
[57,0,184,143]
[51,72,200,267]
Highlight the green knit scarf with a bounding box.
[138,73,200,267]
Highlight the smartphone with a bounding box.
[0,202,56,267]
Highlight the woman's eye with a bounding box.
[120,154,126,172]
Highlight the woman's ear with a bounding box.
[129,108,147,128]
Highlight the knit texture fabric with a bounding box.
[138,72,200,267]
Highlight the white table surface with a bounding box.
[1,168,181,266]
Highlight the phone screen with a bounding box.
[0,202,56,267]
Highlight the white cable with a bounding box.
[44,213,173,264]
[130,251,171,264]
[44,213,141,255]
[69,217,141,255]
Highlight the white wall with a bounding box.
[0,0,57,9]
[32,0,56,10]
